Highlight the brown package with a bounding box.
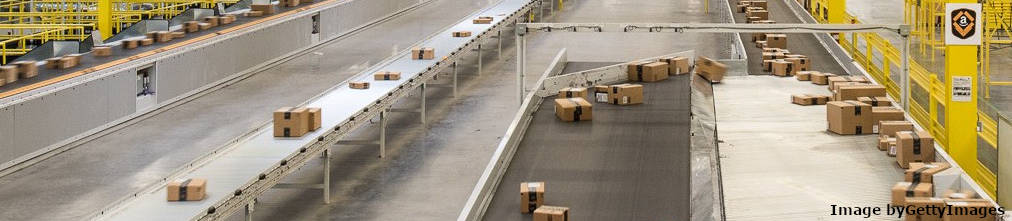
[58,56,78,69]
[592,85,610,103]
[521,182,546,214]
[171,31,186,38]
[905,162,950,184]
[826,101,874,135]
[13,61,37,79]
[558,87,588,99]
[184,21,200,32]
[473,16,493,24]
[349,81,370,89]
[141,38,154,45]
[904,197,946,221]
[554,98,593,122]
[306,107,322,131]
[533,206,569,221]
[411,47,435,60]
[833,85,887,101]
[792,94,816,106]
[627,61,669,82]
[872,106,905,124]
[752,33,767,42]
[93,46,112,57]
[892,182,933,205]
[878,120,914,136]
[943,200,996,221]
[167,178,207,201]
[765,34,787,48]
[879,135,897,151]
[251,4,275,14]
[273,107,310,137]
[219,15,235,25]
[747,10,769,20]
[373,71,402,80]
[695,56,727,83]
[796,71,815,81]
[123,39,140,49]
[762,59,776,72]
[811,72,836,85]
[659,56,690,75]
[452,31,472,37]
[772,60,794,76]
[283,0,299,7]
[245,10,265,17]
[0,66,14,85]
[607,84,644,105]
[156,31,173,42]
[828,76,870,91]
[45,57,61,69]
[896,130,935,168]
[858,96,891,106]
[785,57,809,72]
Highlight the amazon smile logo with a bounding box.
[951,8,976,39]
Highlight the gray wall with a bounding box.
[0,0,423,170]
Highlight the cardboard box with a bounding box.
[607,84,644,105]
[283,0,299,7]
[762,59,776,72]
[141,38,154,45]
[811,72,835,85]
[558,87,588,99]
[122,39,139,49]
[452,31,472,37]
[737,4,749,13]
[0,65,14,85]
[145,31,157,39]
[904,197,945,221]
[906,162,950,184]
[695,56,726,83]
[796,71,815,81]
[793,94,830,105]
[245,10,264,17]
[592,85,609,103]
[828,76,870,91]
[300,0,314,4]
[555,98,593,122]
[872,106,905,124]
[827,101,874,135]
[754,40,767,48]
[13,61,36,79]
[897,130,935,168]
[830,82,870,92]
[349,81,369,89]
[627,61,668,82]
[171,31,185,38]
[833,84,886,101]
[858,96,891,106]
[274,107,310,137]
[765,34,787,48]
[373,71,401,80]
[183,21,200,33]
[306,107,322,131]
[879,135,896,151]
[747,16,762,23]
[772,60,794,76]
[251,4,275,14]
[533,206,569,221]
[45,57,61,69]
[785,57,809,72]
[752,33,767,42]
[473,16,493,24]
[659,56,690,75]
[219,15,235,25]
[58,56,78,69]
[892,182,933,205]
[943,200,996,221]
[167,178,207,201]
[411,47,435,60]
[747,10,769,20]
[92,46,112,57]
[878,120,914,136]
[520,182,545,214]
[156,31,173,42]
[750,0,768,8]
[942,189,978,199]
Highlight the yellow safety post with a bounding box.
[98,0,112,39]
[558,0,562,10]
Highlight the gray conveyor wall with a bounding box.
[0,0,426,172]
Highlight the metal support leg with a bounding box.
[323,149,330,204]
[901,36,910,112]
[244,201,255,221]
[379,110,387,158]
[477,44,483,75]
[420,83,427,125]
[498,29,503,58]
[516,31,526,106]
[452,62,458,97]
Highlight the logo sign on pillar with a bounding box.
[944,3,982,45]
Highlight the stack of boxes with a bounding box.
[695,56,726,83]
[659,56,690,75]
[0,61,38,86]
[626,61,669,82]
[520,182,570,221]
[272,107,322,137]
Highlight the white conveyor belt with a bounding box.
[93,0,538,220]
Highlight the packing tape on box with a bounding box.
[636,65,643,81]
[527,185,539,212]
[910,166,931,183]
[565,91,573,98]
[179,178,192,201]
[569,98,583,121]
[912,132,922,155]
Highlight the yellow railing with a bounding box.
[0,26,90,63]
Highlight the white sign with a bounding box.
[945,3,982,45]
[952,76,972,102]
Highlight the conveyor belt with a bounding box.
[482,74,691,220]
[729,0,850,76]
[95,0,538,220]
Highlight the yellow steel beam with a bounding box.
[98,0,112,40]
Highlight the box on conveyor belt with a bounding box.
[558,87,587,99]
[772,60,794,76]
[411,47,435,60]
[942,189,978,199]
[858,96,891,107]
[752,33,766,42]
[171,31,185,38]
[903,197,945,221]
[695,56,726,83]
[156,31,173,42]
[145,31,157,39]
[943,200,997,221]
[245,10,264,17]
[184,21,200,33]
[533,206,569,221]
[56,57,77,69]
[737,3,749,13]
[0,65,14,86]
[896,130,935,168]
[592,85,609,103]
[45,57,61,69]
[274,107,310,137]
[167,178,207,201]
[473,16,493,24]
[754,40,767,48]
[13,60,36,79]
[879,135,896,151]
[827,76,870,91]
[762,59,776,72]
[300,0,314,4]
[878,120,914,136]
[251,4,275,14]
[219,15,235,25]
[872,106,905,124]
[123,39,140,49]
[452,31,472,37]
[906,162,950,184]
[141,38,154,45]
[92,46,112,57]
[765,34,787,49]
[892,182,933,205]
[750,0,768,8]
[283,0,299,7]
[373,71,401,80]
[199,23,213,30]
[607,84,644,105]
[659,56,690,75]
[555,98,592,122]
[827,101,874,135]
[784,57,809,72]
[626,61,668,82]
[349,81,369,89]
[747,9,769,20]
[761,52,778,60]
[791,94,829,106]
[761,47,778,52]
[834,84,886,101]
[830,82,870,93]
[796,71,815,81]
[306,107,322,131]
[520,182,545,213]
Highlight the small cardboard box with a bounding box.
[592,85,609,103]
[350,81,370,89]
[607,84,644,105]
[762,59,776,72]
[184,21,200,32]
[796,71,815,81]
[897,130,935,168]
[942,189,978,199]
[659,56,690,75]
[452,31,472,37]
[772,60,794,76]
[793,94,829,105]
[13,61,36,79]
[811,72,835,85]
[373,71,401,80]
[274,107,310,137]
[140,38,154,45]
[830,82,870,92]
[762,47,778,52]
[555,98,593,122]
[473,16,493,24]
[906,162,950,184]
[411,47,435,60]
[943,200,996,221]
[872,106,905,124]
[283,0,299,7]
[219,15,235,25]
[558,87,588,99]
[627,61,668,82]
[834,84,887,101]
[752,33,767,42]
[171,31,185,38]
[521,182,545,213]
[754,40,767,48]
[167,178,207,201]
[879,135,896,151]
[123,39,140,49]
[45,57,61,69]
[58,56,78,69]
[892,182,933,205]
[828,76,870,91]
[904,197,945,221]
[93,46,112,57]
[750,0,768,8]
[156,31,173,42]
[533,206,569,221]
[306,107,322,131]
[858,96,891,106]
[695,56,727,83]
[245,10,265,17]
[747,10,769,20]
[0,66,14,85]
[784,57,809,72]
[827,101,874,135]
[300,0,314,4]
[251,4,275,14]
[878,120,914,136]
[765,34,787,48]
